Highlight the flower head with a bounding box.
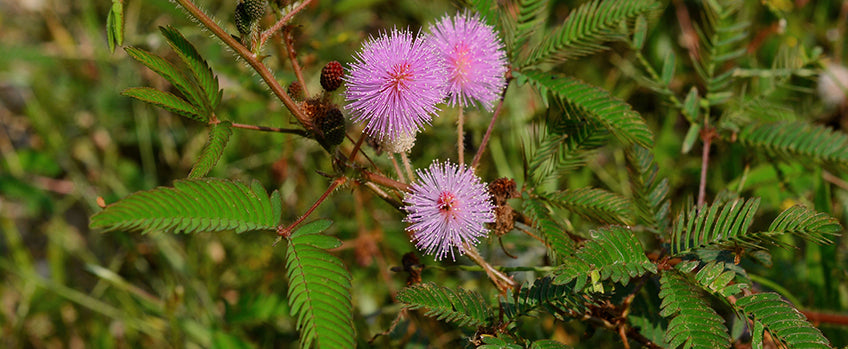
[428,11,508,110]
[344,29,447,141]
[403,161,495,261]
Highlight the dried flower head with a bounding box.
[403,161,495,261]
[344,29,447,141]
[429,11,507,110]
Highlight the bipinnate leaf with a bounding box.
[553,226,656,290]
[671,197,761,256]
[501,277,590,321]
[397,282,492,327]
[736,121,848,171]
[90,178,281,234]
[189,121,233,179]
[542,187,632,225]
[124,46,212,119]
[523,0,661,66]
[284,220,355,349]
[122,87,202,122]
[736,293,831,348]
[520,70,653,148]
[107,0,124,53]
[659,271,730,349]
[521,197,576,261]
[159,26,222,109]
[766,204,841,244]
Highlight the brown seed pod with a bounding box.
[320,61,344,92]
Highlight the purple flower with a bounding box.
[344,29,447,141]
[428,11,508,110]
[403,161,495,261]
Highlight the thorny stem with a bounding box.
[259,0,314,48]
[174,0,310,127]
[400,152,415,182]
[231,122,309,136]
[281,25,309,98]
[462,245,516,293]
[457,108,465,164]
[471,83,509,169]
[277,176,347,237]
[362,170,410,192]
[390,154,408,183]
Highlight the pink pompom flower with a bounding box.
[428,11,508,110]
[403,161,495,261]
[344,28,447,141]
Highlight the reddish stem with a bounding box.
[260,0,314,48]
[471,84,509,169]
[278,176,346,237]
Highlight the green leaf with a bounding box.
[766,204,841,244]
[397,282,492,327]
[682,87,700,123]
[523,0,661,66]
[526,106,608,184]
[631,15,647,50]
[625,145,670,234]
[521,196,576,261]
[189,122,233,179]
[670,197,763,256]
[159,26,222,109]
[681,123,701,154]
[520,70,653,148]
[531,339,573,349]
[542,187,631,225]
[659,271,731,349]
[736,293,831,348]
[122,87,202,122]
[501,277,591,321]
[553,226,656,289]
[106,0,124,53]
[124,46,212,119]
[90,178,281,234]
[285,220,355,349]
[660,51,676,86]
[736,121,848,172]
[691,261,748,297]
[511,0,548,63]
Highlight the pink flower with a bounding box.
[429,11,508,110]
[403,161,495,261]
[344,29,447,141]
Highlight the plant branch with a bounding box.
[260,0,313,48]
[457,107,465,164]
[231,122,309,136]
[471,83,509,169]
[174,0,309,127]
[697,126,714,207]
[281,25,309,98]
[462,245,516,293]
[277,176,346,237]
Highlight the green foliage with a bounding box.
[189,121,233,179]
[89,178,282,234]
[659,271,731,349]
[121,87,203,121]
[693,0,748,107]
[552,226,656,290]
[519,70,654,148]
[625,145,670,234]
[690,261,747,298]
[510,0,548,63]
[670,197,762,256]
[106,0,124,53]
[521,196,576,260]
[736,121,848,172]
[124,46,212,119]
[767,204,841,244]
[530,340,573,349]
[736,293,832,348]
[522,0,661,67]
[501,276,591,321]
[541,187,631,225]
[397,282,493,327]
[284,220,355,349]
[159,26,222,110]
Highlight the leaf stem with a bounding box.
[280,25,309,98]
[462,245,516,293]
[231,122,309,136]
[259,0,313,48]
[457,107,465,164]
[697,126,714,207]
[277,176,346,237]
[471,83,509,169]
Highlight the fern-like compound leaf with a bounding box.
[521,197,576,261]
[523,0,661,66]
[736,121,848,172]
[285,220,355,349]
[397,282,492,327]
[736,293,831,348]
[659,271,731,349]
[90,178,281,234]
[159,26,222,109]
[691,261,748,298]
[124,46,212,119]
[106,0,124,53]
[510,0,548,63]
[766,204,841,244]
[189,121,233,179]
[626,145,670,234]
[542,187,632,226]
[553,226,656,290]
[530,339,573,349]
[501,276,591,321]
[121,87,202,122]
[670,197,762,256]
[526,105,608,185]
[520,70,653,148]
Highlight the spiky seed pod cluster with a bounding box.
[287,81,304,101]
[315,108,346,147]
[235,0,268,36]
[488,178,519,236]
[321,61,344,92]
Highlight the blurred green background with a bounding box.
[2,0,848,347]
